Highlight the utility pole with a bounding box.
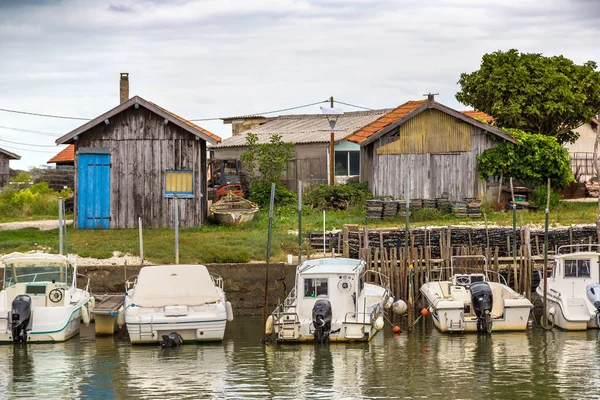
[329,96,335,186]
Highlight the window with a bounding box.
[165,170,194,198]
[335,151,360,176]
[564,259,591,278]
[304,278,328,297]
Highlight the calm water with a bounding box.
[1,317,600,399]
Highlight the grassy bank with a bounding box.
[0,202,597,264]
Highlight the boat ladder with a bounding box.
[279,309,299,339]
[448,319,464,332]
[138,316,155,341]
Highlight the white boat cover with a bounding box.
[131,265,221,307]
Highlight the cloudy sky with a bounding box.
[0,0,599,169]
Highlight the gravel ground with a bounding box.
[0,220,73,231]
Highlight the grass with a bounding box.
[0,202,597,264]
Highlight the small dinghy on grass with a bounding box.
[210,193,258,225]
[0,253,91,343]
[124,265,233,344]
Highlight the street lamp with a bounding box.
[320,105,344,186]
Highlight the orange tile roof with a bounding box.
[48,145,75,164]
[346,100,426,143]
[149,102,221,143]
[461,110,494,123]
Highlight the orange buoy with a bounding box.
[392,326,401,333]
[421,308,429,317]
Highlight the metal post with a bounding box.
[329,96,335,187]
[404,180,410,255]
[174,196,179,264]
[263,183,276,326]
[298,181,303,264]
[58,197,63,255]
[510,178,517,285]
[543,178,550,324]
[62,198,68,255]
[139,217,144,266]
[323,210,326,255]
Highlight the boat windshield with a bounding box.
[3,260,72,289]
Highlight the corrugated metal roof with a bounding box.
[0,147,20,160]
[212,109,393,148]
[48,145,74,164]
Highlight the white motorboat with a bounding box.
[124,265,233,344]
[0,252,91,343]
[536,246,600,330]
[266,258,391,343]
[420,256,532,333]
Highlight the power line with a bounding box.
[0,143,57,154]
[0,107,90,121]
[189,100,330,121]
[0,125,61,137]
[0,138,57,147]
[335,100,373,110]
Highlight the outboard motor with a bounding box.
[312,299,332,343]
[159,332,184,348]
[470,281,493,334]
[586,283,600,327]
[11,295,32,344]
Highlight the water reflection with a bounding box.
[1,319,600,399]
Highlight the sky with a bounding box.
[0,0,599,169]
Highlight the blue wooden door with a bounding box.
[78,153,110,229]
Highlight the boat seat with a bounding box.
[490,285,505,318]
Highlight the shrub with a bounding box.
[249,180,296,208]
[0,181,62,217]
[410,208,443,222]
[304,182,372,210]
[530,185,563,210]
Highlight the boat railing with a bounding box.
[430,266,508,286]
[211,274,224,290]
[361,269,390,288]
[271,304,299,325]
[125,275,138,290]
[344,303,382,325]
[283,287,296,307]
[557,244,600,255]
[76,273,91,292]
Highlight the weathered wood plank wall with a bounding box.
[366,123,497,200]
[74,107,207,229]
[0,153,9,187]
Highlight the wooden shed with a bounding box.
[0,147,20,187]
[55,96,221,229]
[346,96,516,200]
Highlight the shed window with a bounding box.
[165,170,194,198]
[564,259,591,278]
[335,151,360,176]
[304,278,328,297]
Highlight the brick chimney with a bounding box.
[120,73,129,104]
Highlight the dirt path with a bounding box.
[0,220,73,231]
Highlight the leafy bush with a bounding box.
[530,185,563,210]
[304,182,372,210]
[249,180,296,208]
[0,180,63,218]
[410,208,443,222]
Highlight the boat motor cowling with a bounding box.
[586,283,600,311]
[11,295,32,343]
[470,281,493,333]
[312,298,332,343]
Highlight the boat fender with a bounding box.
[421,308,429,317]
[548,307,556,316]
[116,307,126,329]
[81,305,90,327]
[265,315,274,336]
[392,300,408,316]
[226,301,234,322]
[374,316,384,331]
[384,297,394,310]
[89,297,96,322]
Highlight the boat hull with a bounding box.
[213,212,256,225]
[535,288,598,331]
[0,305,85,343]
[126,318,227,344]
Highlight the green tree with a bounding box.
[240,133,295,184]
[456,49,600,143]
[477,129,574,188]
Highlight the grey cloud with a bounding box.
[108,4,136,13]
